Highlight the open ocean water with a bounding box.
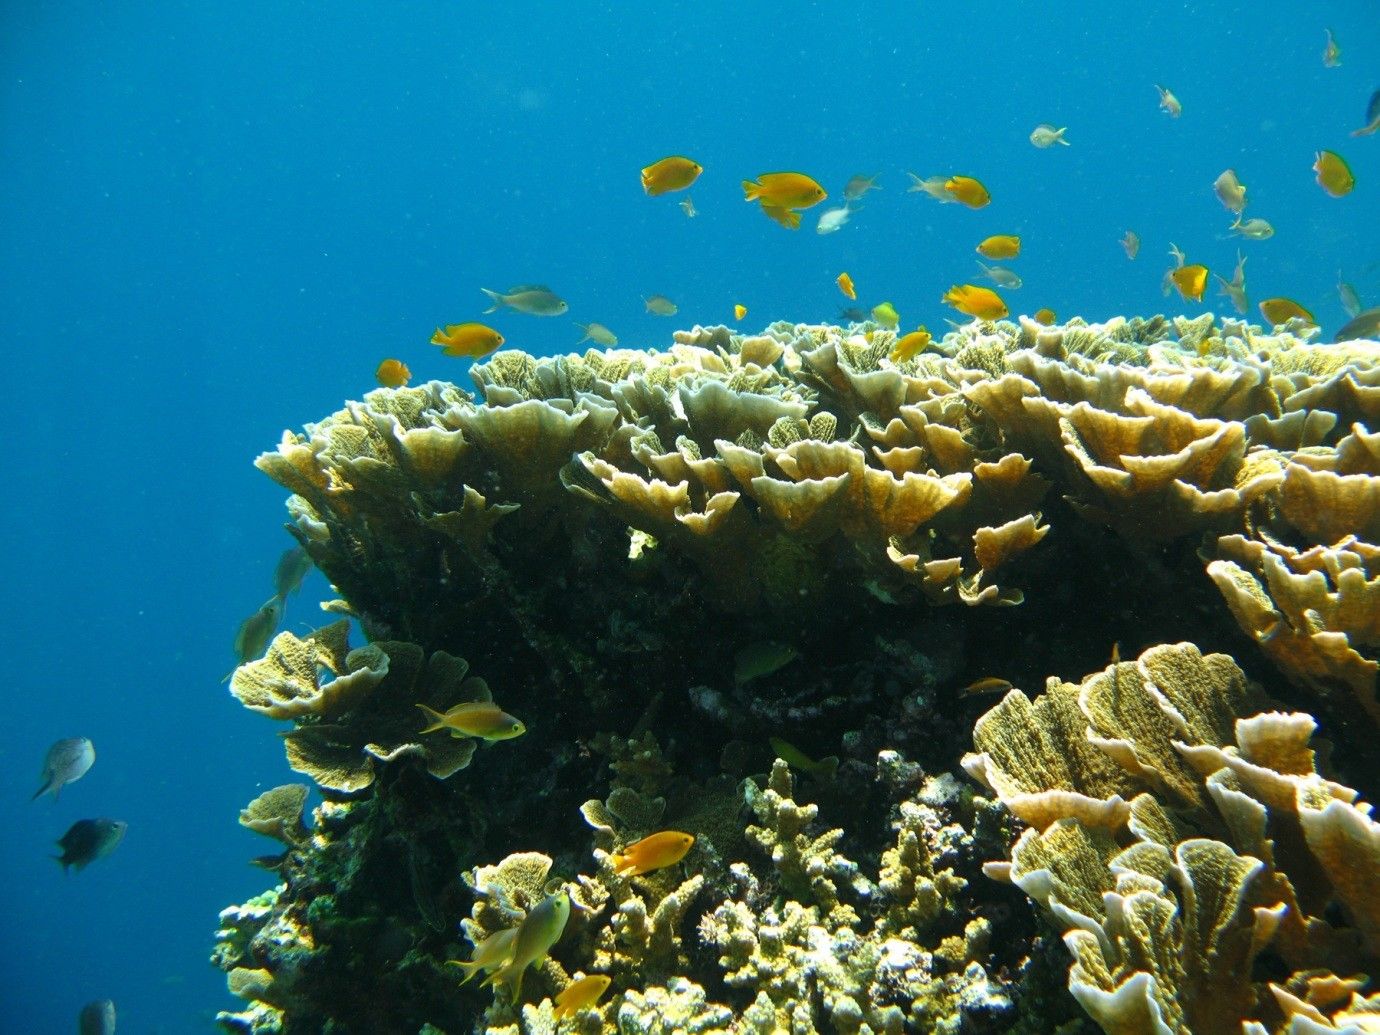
[2,2,1377,1031]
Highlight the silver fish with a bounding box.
[32,737,95,801]
[815,204,854,235]
[976,261,1023,290]
[1213,169,1247,214]
[1335,307,1380,342]
[1214,252,1248,315]
[575,322,618,346]
[1230,216,1274,239]
[273,545,312,599]
[679,196,697,218]
[905,172,955,203]
[56,818,127,872]
[644,295,678,316]
[79,1000,116,1035]
[1029,124,1069,148]
[480,285,568,316]
[232,596,283,671]
[1338,274,1363,319]
[842,173,880,201]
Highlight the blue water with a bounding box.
[2,2,1376,1030]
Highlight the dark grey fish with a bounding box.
[1335,307,1380,342]
[32,737,95,801]
[232,595,283,670]
[480,285,568,316]
[273,545,312,599]
[56,818,127,872]
[79,999,116,1035]
[838,307,868,323]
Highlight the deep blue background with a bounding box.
[2,2,1377,1030]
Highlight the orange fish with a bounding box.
[733,304,747,320]
[943,175,990,208]
[889,327,931,363]
[836,272,856,300]
[1033,308,1056,326]
[641,156,702,196]
[1258,297,1316,326]
[554,974,612,1020]
[941,284,1008,320]
[1171,264,1209,302]
[1314,150,1355,197]
[375,358,411,387]
[742,172,827,210]
[430,323,505,358]
[961,676,1013,697]
[976,235,1021,259]
[609,830,695,876]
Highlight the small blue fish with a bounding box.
[32,737,95,801]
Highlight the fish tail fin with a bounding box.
[741,179,761,202]
[454,960,485,985]
[415,704,447,734]
[480,288,504,314]
[31,780,53,802]
[574,324,590,344]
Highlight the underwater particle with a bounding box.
[1213,169,1248,213]
[1121,229,1140,259]
[641,155,702,196]
[890,327,932,362]
[480,285,569,316]
[1155,83,1182,117]
[976,260,1022,289]
[32,737,94,801]
[733,304,747,321]
[273,545,311,599]
[56,818,126,872]
[1230,216,1274,239]
[575,322,618,346]
[741,172,827,210]
[1171,264,1209,302]
[1029,123,1069,147]
[733,640,800,685]
[78,999,115,1035]
[977,234,1021,259]
[644,294,678,316]
[416,701,526,741]
[1338,274,1363,318]
[944,284,1009,320]
[1314,150,1355,197]
[610,831,695,876]
[554,974,612,1019]
[1258,297,1316,326]
[1335,307,1380,341]
[1353,89,1380,136]
[431,322,506,356]
[1033,307,1057,325]
[769,737,838,781]
[815,203,854,234]
[871,301,900,328]
[1323,28,1341,68]
[231,596,282,673]
[374,358,411,388]
[843,172,881,201]
[906,172,956,202]
[679,195,697,217]
[451,927,518,985]
[836,271,856,300]
[961,676,1013,697]
[1214,252,1248,315]
[484,890,570,1000]
[943,174,990,208]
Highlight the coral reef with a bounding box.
[214,314,1380,1033]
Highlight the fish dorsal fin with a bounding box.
[507,284,550,293]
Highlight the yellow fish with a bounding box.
[961,676,1014,697]
[733,304,747,320]
[416,701,526,741]
[1171,264,1209,302]
[641,156,702,196]
[871,301,900,328]
[943,175,990,208]
[485,892,570,1000]
[553,975,612,1020]
[610,831,695,876]
[1258,297,1316,326]
[1155,84,1182,117]
[889,327,931,362]
[375,358,411,388]
[644,294,678,316]
[769,737,839,781]
[1033,308,1056,326]
[942,284,1008,320]
[1314,150,1355,197]
[451,927,518,985]
[575,322,618,346]
[836,272,856,300]
[742,172,827,210]
[760,204,801,229]
[976,235,1020,259]
[430,323,505,358]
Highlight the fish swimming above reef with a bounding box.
[1029,124,1069,148]
[431,322,505,357]
[890,327,932,362]
[1214,252,1248,315]
[905,172,956,202]
[451,927,518,985]
[610,830,695,876]
[640,155,702,196]
[644,294,678,316]
[1338,274,1363,318]
[575,322,618,346]
[1033,308,1057,325]
[976,261,1022,290]
[484,891,570,999]
[480,285,568,317]
[554,974,611,1020]
[78,999,116,1035]
[733,304,747,320]
[836,272,856,300]
[231,596,282,674]
[742,172,827,211]
[1335,307,1380,342]
[1314,150,1355,197]
[1171,264,1209,302]
[56,818,127,872]
[1213,169,1247,214]
[838,307,867,323]
[769,737,839,781]
[1259,297,1316,327]
[961,676,1013,697]
[374,358,411,387]
[843,173,880,201]
[870,301,900,328]
[1230,216,1274,240]
[1352,89,1380,137]
[416,701,525,741]
[943,284,1009,320]
[1155,84,1182,117]
[273,545,312,600]
[32,737,95,801]
[815,203,854,234]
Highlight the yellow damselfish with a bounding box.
[641,155,702,196]
[836,271,856,300]
[375,358,411,388]
[553,975,612,1020]
[943,175,990,208]
[976,235,1020,259]
[1171,264,1209,302]
[1258,297,1316,326]
[889,327,932,362]
[1314,150,1355,197]
[742,172,827,210]
[485,892,570,1000]
[871,301,900,328]
[430,323,505,358]
[1033,308,1056,326]
[733,304,747,320]
[416,701,526,741]
[942,284,1008,320]
[610,830,695,876]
